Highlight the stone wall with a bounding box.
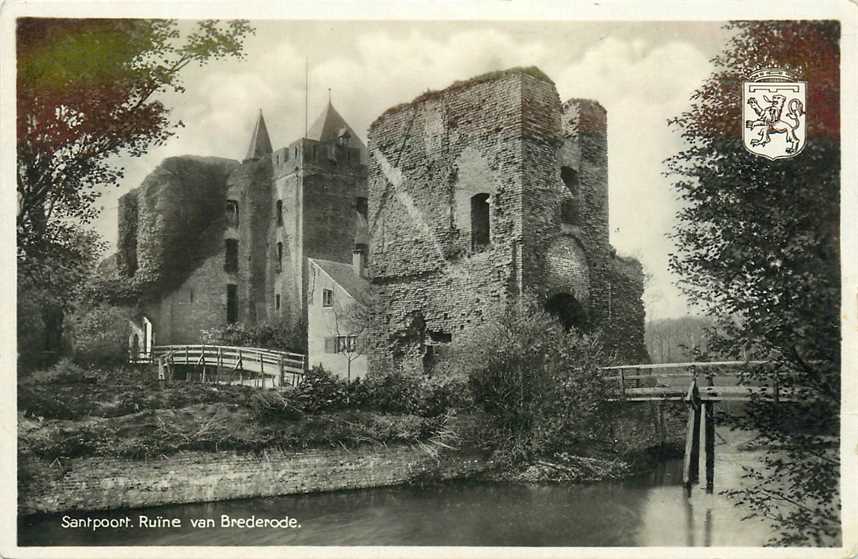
[606,255,650,363]
[118,156,239,293]
[364,67,643,372]
[366,70,536,372]
[19,446,487,515]
[271,138,368,336]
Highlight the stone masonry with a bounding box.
[19,445,487,515]
[366,67,648,372]
[113,66,647,369]
[115,104,367,349]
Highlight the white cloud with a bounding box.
[553,38,711,319]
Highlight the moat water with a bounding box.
[19,449,778,547]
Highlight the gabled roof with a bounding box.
[309,258,369,306]
[307,101,367,162]
[245,110,273,160]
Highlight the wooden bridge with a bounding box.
[600,360,799,403]
[601,360,801,497]
[131,344,306,388]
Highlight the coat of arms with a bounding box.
[742,68,807,160]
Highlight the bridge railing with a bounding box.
[600,360,801,402]
[132,344,306,387]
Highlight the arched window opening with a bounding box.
[356,197,368,220]
[470,193,490,253]
[276,242,283,273]
[545,292,589,332]
[226,200,239,227]
[561,166,579,195]
[276,200,284,226]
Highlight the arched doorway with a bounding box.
[143,317,154,357]
[545,293,589,332]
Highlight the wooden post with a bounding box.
[260,352,264,389]
[703,401,715,494]
[185,346,190,382]
[217,347,222,384]
[683,380,701,497]
[618,368,626,401]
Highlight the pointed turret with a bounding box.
[245,109,273,161]
[307,100,367,162]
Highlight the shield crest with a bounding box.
[742,69,807,160]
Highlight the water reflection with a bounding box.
[19,455,775,547]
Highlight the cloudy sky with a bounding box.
[96,20,732,320]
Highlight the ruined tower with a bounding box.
[366,67,647,372]
[117,102,368,350]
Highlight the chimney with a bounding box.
[353,248,365,278]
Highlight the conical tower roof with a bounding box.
[307,100,367,162]
[245,109,273,160]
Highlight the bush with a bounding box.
[292,366,349,413]
[201,319,305,353]
[454,297,610,462]
[415,375,472,417]
[350,371,421,414]
[66,303,134,366]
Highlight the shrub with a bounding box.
[351,371,421,414]
[454,296,610,462]
[292,366,349,413]
[66,303,134,366]
[201,319,305,353]
[415,375,472,417]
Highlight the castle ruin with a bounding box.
[113,66,648,374]
[366,67,648,373]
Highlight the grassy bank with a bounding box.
[18,361,465,467]
[19,356,687,494]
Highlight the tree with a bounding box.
[16,18,254,359]
[329,291,373,386]
[17,19,253,247]
[666,21,840,545]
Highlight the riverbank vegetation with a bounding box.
[666,20,841,546]
[19,298,684,493]
[445,298,685,480]
[18,360,468,461]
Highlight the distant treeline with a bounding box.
[645,317,717,363]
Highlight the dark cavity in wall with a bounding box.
[545,292,589,332]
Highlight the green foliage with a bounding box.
[666,21,840,545]
[453,297,610,463]
[66,303,134,366]
[292,366,350,413]
[16,19,254,336]
[350,370,420,414]
[17,226,104,370]
[201,318,306,353]
[17,19,254,241]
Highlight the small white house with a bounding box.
[307,252,369,381]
